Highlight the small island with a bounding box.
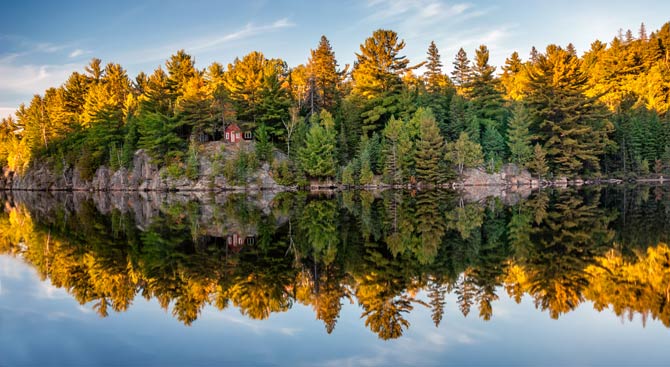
[1,25,670,192]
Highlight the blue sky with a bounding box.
[1,0,669,118]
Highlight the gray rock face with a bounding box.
[461,164,537,187]
[2,144,288,192]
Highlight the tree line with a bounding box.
[1,23,670,183]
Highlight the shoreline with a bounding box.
[1,177,667,193]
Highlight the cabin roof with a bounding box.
[225,123,241,132]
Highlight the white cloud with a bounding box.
[69,49,87,58]
[0,62,81,94]
[0,62,82,115]
[364,0,476,28]
[360,0,513,72]
[124,18,296,64]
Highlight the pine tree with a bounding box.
[501,51,525,100]
[382,116,404,183]
[166,50,197,97]
[527,143,548,180]
[526,45,614,176]
[307,36,342,111]
[414,108,446,183]
[424,41,443,93]
[451,48,471,91]
[507,104,534,167]
[298,110,337,178]
[352,29,411,133]
[223,51,272,123]
[422,41,453,136]
[121,118,138,168]
[447,94,469,140]
[481,123,506,170]
[639,23,648,40]
[177,75,216,140]
[254,123,272,162]
[137,111,184,165]
[258,68,291,139]
[470,45,507,132]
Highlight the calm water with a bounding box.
[1,187,669,366]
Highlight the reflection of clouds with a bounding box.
[0,256,27,280]
[77,305,93,314]
[36,278,68,300]
[425,331,446,345]
[200,308,302,337]
[455,333,474,344]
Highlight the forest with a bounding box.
[1,23,670,185]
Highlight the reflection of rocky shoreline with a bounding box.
[2,190,282,231]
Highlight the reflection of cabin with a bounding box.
[224,123,253,144]
[226,232,256,253]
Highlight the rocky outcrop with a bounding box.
[4,142,289,192]
[460,164,538,187]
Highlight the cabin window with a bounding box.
[244,131,252,140]
[225,132,230,140]
[235,132,241,139]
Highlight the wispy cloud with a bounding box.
[187,17,295,53]
[360,0,512,71]
[366,0,473,24]
[0,36,85,114]
[0,63,81,94]
[125,18,296,64]
[69,49,88,58]
[0,35,73,61]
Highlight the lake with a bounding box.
[1,186,669,366]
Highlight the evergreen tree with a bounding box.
[352,29,411,133]
[258,69,291,139]
[424,41,444,93]
[254,123,272,162]
[414,108,446,183]
[452,48,471,92]
[507,104,534,167]
[447,94,470,140]
[137,111,184,165]
[481,123,506,170]
[165,50,198,97]
[382,116,404,183]
[526,45,614,176]
[298,110,337,178]
[176,75,216,140]
[307,35,342,111]
[422,41,453,136]
[469,45,507,143]
[527,143,549,180]
[501,51,525,100]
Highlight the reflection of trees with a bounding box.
[2,188,670,339]
[414,191,447,265]
[298,200,339,265]
[585,244,670,327]
[355,242,415,340]
[513,189,616,318]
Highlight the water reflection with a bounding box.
[1,186,669,339]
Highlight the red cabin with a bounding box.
[225,124,242,143]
